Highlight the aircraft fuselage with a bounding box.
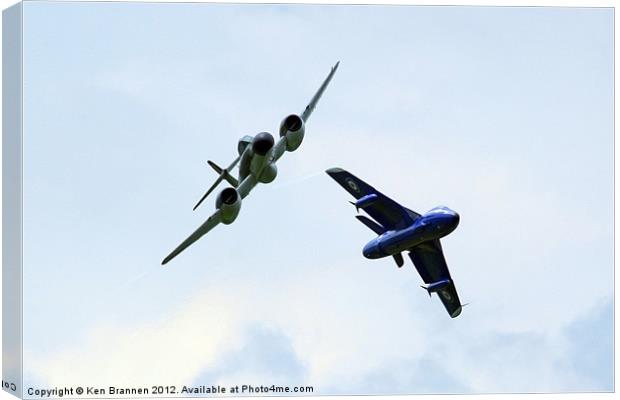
[362,207,460,259]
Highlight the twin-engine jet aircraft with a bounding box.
[162,62,339,265]
[326,168,464,318]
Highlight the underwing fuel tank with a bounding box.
[353,193,378,211]
[420,279,451,297]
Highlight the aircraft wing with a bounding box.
[236,174,258,199]
[162,210,222,265]
[301,61,340,122]
[408,240,463,318]
[272,62,340,163]
[326,167,419,230]
[163,167,258,265]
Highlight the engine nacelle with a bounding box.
[252,132,275,156]
[258,163,277,184]
[237,135,253,155]
[250,132,276,178]
[279,114,305,152]
[215,187,241,224]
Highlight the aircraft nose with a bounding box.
[449,212,460,230]
[362,240,382,259]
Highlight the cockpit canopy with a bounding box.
[427,206,454,215]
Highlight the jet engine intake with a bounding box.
[215,187,242,224]
[258,163,277,184]
[279,114,305,152]
[252,132,275,156]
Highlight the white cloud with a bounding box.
[28,260,430,389]
[28,290,247,388]
[26,269,612,394]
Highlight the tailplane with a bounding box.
[193,155,241,211]
[207,161,239,187]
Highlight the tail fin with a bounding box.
[208,161,239,187]
[207,160,223,174]
[193,155,241,211]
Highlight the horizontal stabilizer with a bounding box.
[355,215,386,235]
[207,160,223,174]
[193,154,242,211]
[208,160,239,187]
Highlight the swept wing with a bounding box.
[325,167,419,230]
[409,240,462,318]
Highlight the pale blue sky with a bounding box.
[18,2,612,394]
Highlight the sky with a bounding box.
[14,2,613,396]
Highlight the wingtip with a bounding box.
[161,254,173,265]
[325,167,345,175]
[333,61,340,70]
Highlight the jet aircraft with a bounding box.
[162,62,339,265]
[326,168,463,318]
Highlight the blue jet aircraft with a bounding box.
[326,168,464,318]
